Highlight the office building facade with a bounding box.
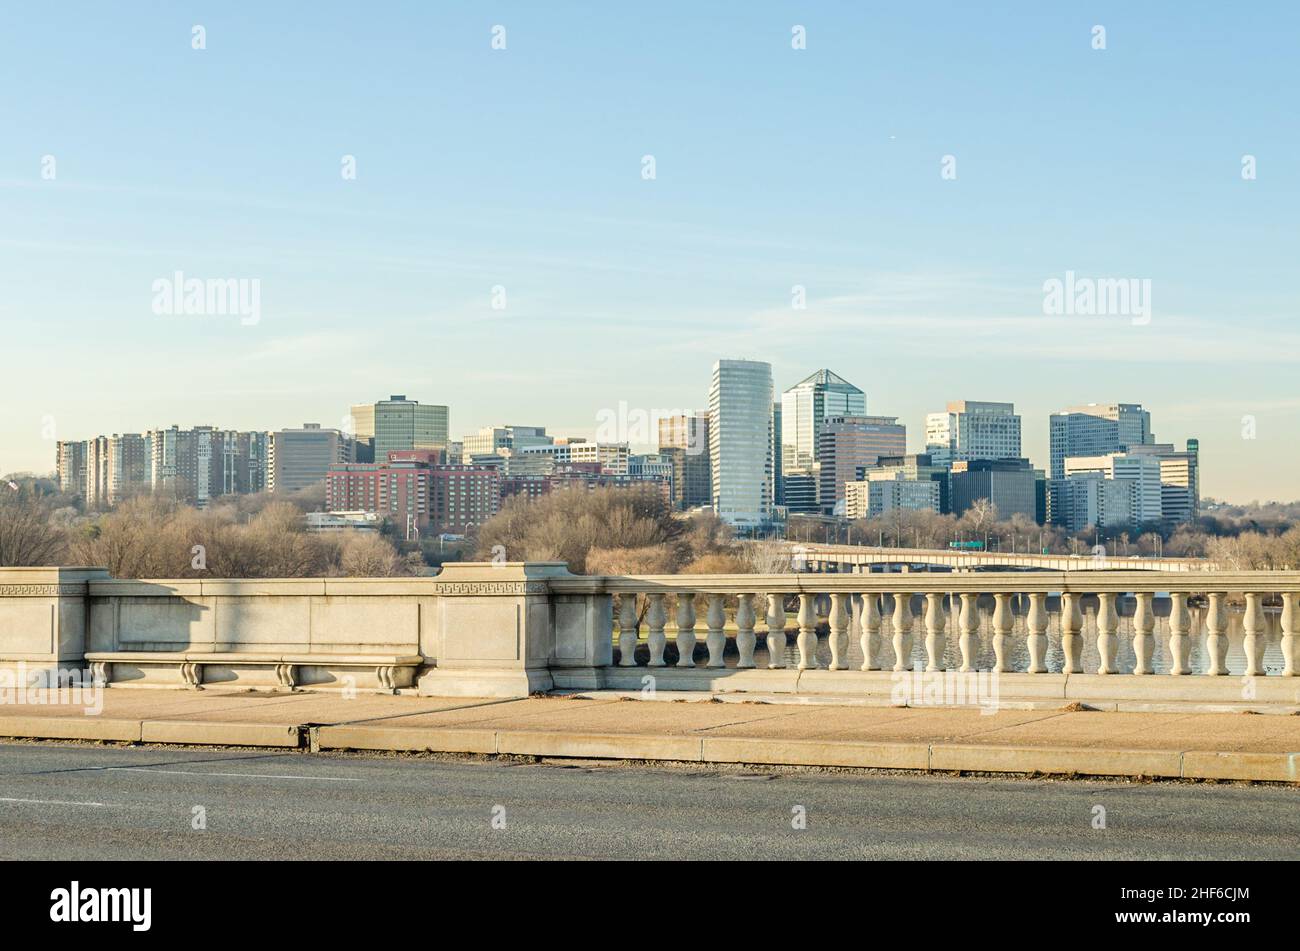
[816,415,907,516]
[845,475,941,520]
[709,359,774,527]
[950,458,1043,523]
[780,369,866,474]
[268,424,356,494]
[925,400,1021,466]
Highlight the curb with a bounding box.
[0,716,142,743]
[0,717,1295,783]
[311,724,1300,783]
[140,720,302,748]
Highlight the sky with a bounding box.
[1,2,1297,502]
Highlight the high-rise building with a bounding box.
[925,401,1021,465]
[1062,452,1164,530]
[781,471,818,515]
[658,413,711,511]
[949,458,1044,523]
[106,433,152,504]
[461,425,553,458]
[657,413,709,456]
[349,403,376,462]
[55,441,87,497]
[770,402,783,506]
[859,453,951,513]
[660,447,711,510]
[353,395,450,461]
[780,369,866,474]
[1049,413,1119,482]
[844,474,941,520]
[146,425,265,506]
[1050,403,1153,480]
[268,424,356,494]
[1070,403,1153,451]
[709,359,773,527]
[1054,473,1135,534]
[85,436,110,509]
[817,415,906,515]
[1126,440,1199,526]
[148,425,210,504]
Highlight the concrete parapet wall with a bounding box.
[1,564,1298,703]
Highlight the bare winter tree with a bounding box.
[0,486,67,567]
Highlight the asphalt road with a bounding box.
[0,742,1295,860]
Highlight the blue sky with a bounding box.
[2,2,1297,501]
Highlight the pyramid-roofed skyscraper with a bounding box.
[779,369,866,474]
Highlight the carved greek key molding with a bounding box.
[0,584,84,596]
[431,581,549,595]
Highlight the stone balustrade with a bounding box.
[546,570,1300,707]
[1,565,1298,708]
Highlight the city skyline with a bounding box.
[3,4,1298,502]
[38,374,1196,501]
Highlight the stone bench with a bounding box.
[83,651,424,693]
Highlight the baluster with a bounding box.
[1132,591,1154,675]
[816,594,830,630]
[992,592,1013,673]
[1167,592,1191,675]
[1205,592,1227,675]
[766,594,787,669]
[1096,592,1118,674]
[958,593,978,672]
[924,592,946,672]
[828,593,850,670]
[859,593,882,671]
[1283,592,1298,677]
[797,593,818,670]
[675,592,697,668]
[617,593,639,667]
[646,593,667,667]
[1242,592,1264,677]
[1061,592,1084,673]
[735,595,757,669]
[705,594,727,668]
[891,592,913,672]
[1026,592,1047,673]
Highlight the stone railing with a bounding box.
[2,565,1297,708]
[546,570,1300,708]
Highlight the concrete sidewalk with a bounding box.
[1,690,1297,783]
